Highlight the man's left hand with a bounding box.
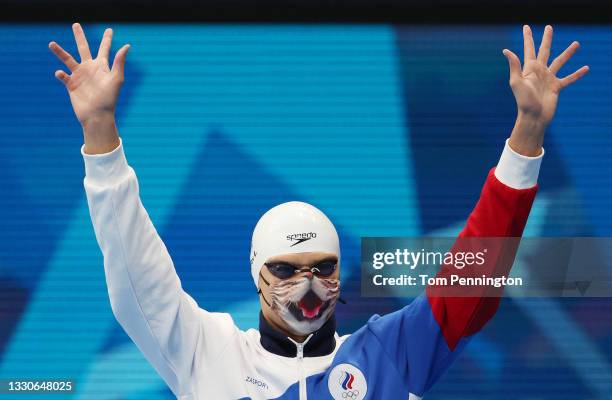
[503,25,589,156]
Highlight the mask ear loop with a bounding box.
[257,271,272,307]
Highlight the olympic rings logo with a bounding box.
[341,390,360,398]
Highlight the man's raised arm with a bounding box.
[366,25,589,398]
[428,23,589,349]
[50,23,237,397]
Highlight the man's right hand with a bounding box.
[49,22,130,154]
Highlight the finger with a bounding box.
[111,44,131,79]
[523,25,537,61]
[502,49,522,82]
[54,69,70,86]
[72,22,92,61]
[559,65,590,89]
[537,25,553,65]
[97,28,113,61]
[48,41,79,72]
[550,41,580,74]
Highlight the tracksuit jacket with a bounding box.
[81,137,543,400]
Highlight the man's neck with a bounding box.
[258,311,337,357]
[264,315,308,342]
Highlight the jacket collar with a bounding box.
[258,311,337,358]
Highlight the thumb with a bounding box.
[111,44,130,80]
[502,48,521,82]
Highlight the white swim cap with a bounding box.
[250,201,340,287]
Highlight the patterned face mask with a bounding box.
[262,273,340,335]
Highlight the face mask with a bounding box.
[265,275,340,335]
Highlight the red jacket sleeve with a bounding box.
[426,167,538,350]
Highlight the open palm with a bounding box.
[503,25,589,125]
[49,23,130,125]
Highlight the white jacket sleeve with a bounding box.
[81,137,237,397]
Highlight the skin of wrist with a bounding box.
[81,113,120,155]
[508,112,548,157]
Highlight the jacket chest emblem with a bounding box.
[328,363,367,399]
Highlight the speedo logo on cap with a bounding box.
[287,232,317,247]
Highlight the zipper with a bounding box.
[296,342,305,400]
[288,333,313,400]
